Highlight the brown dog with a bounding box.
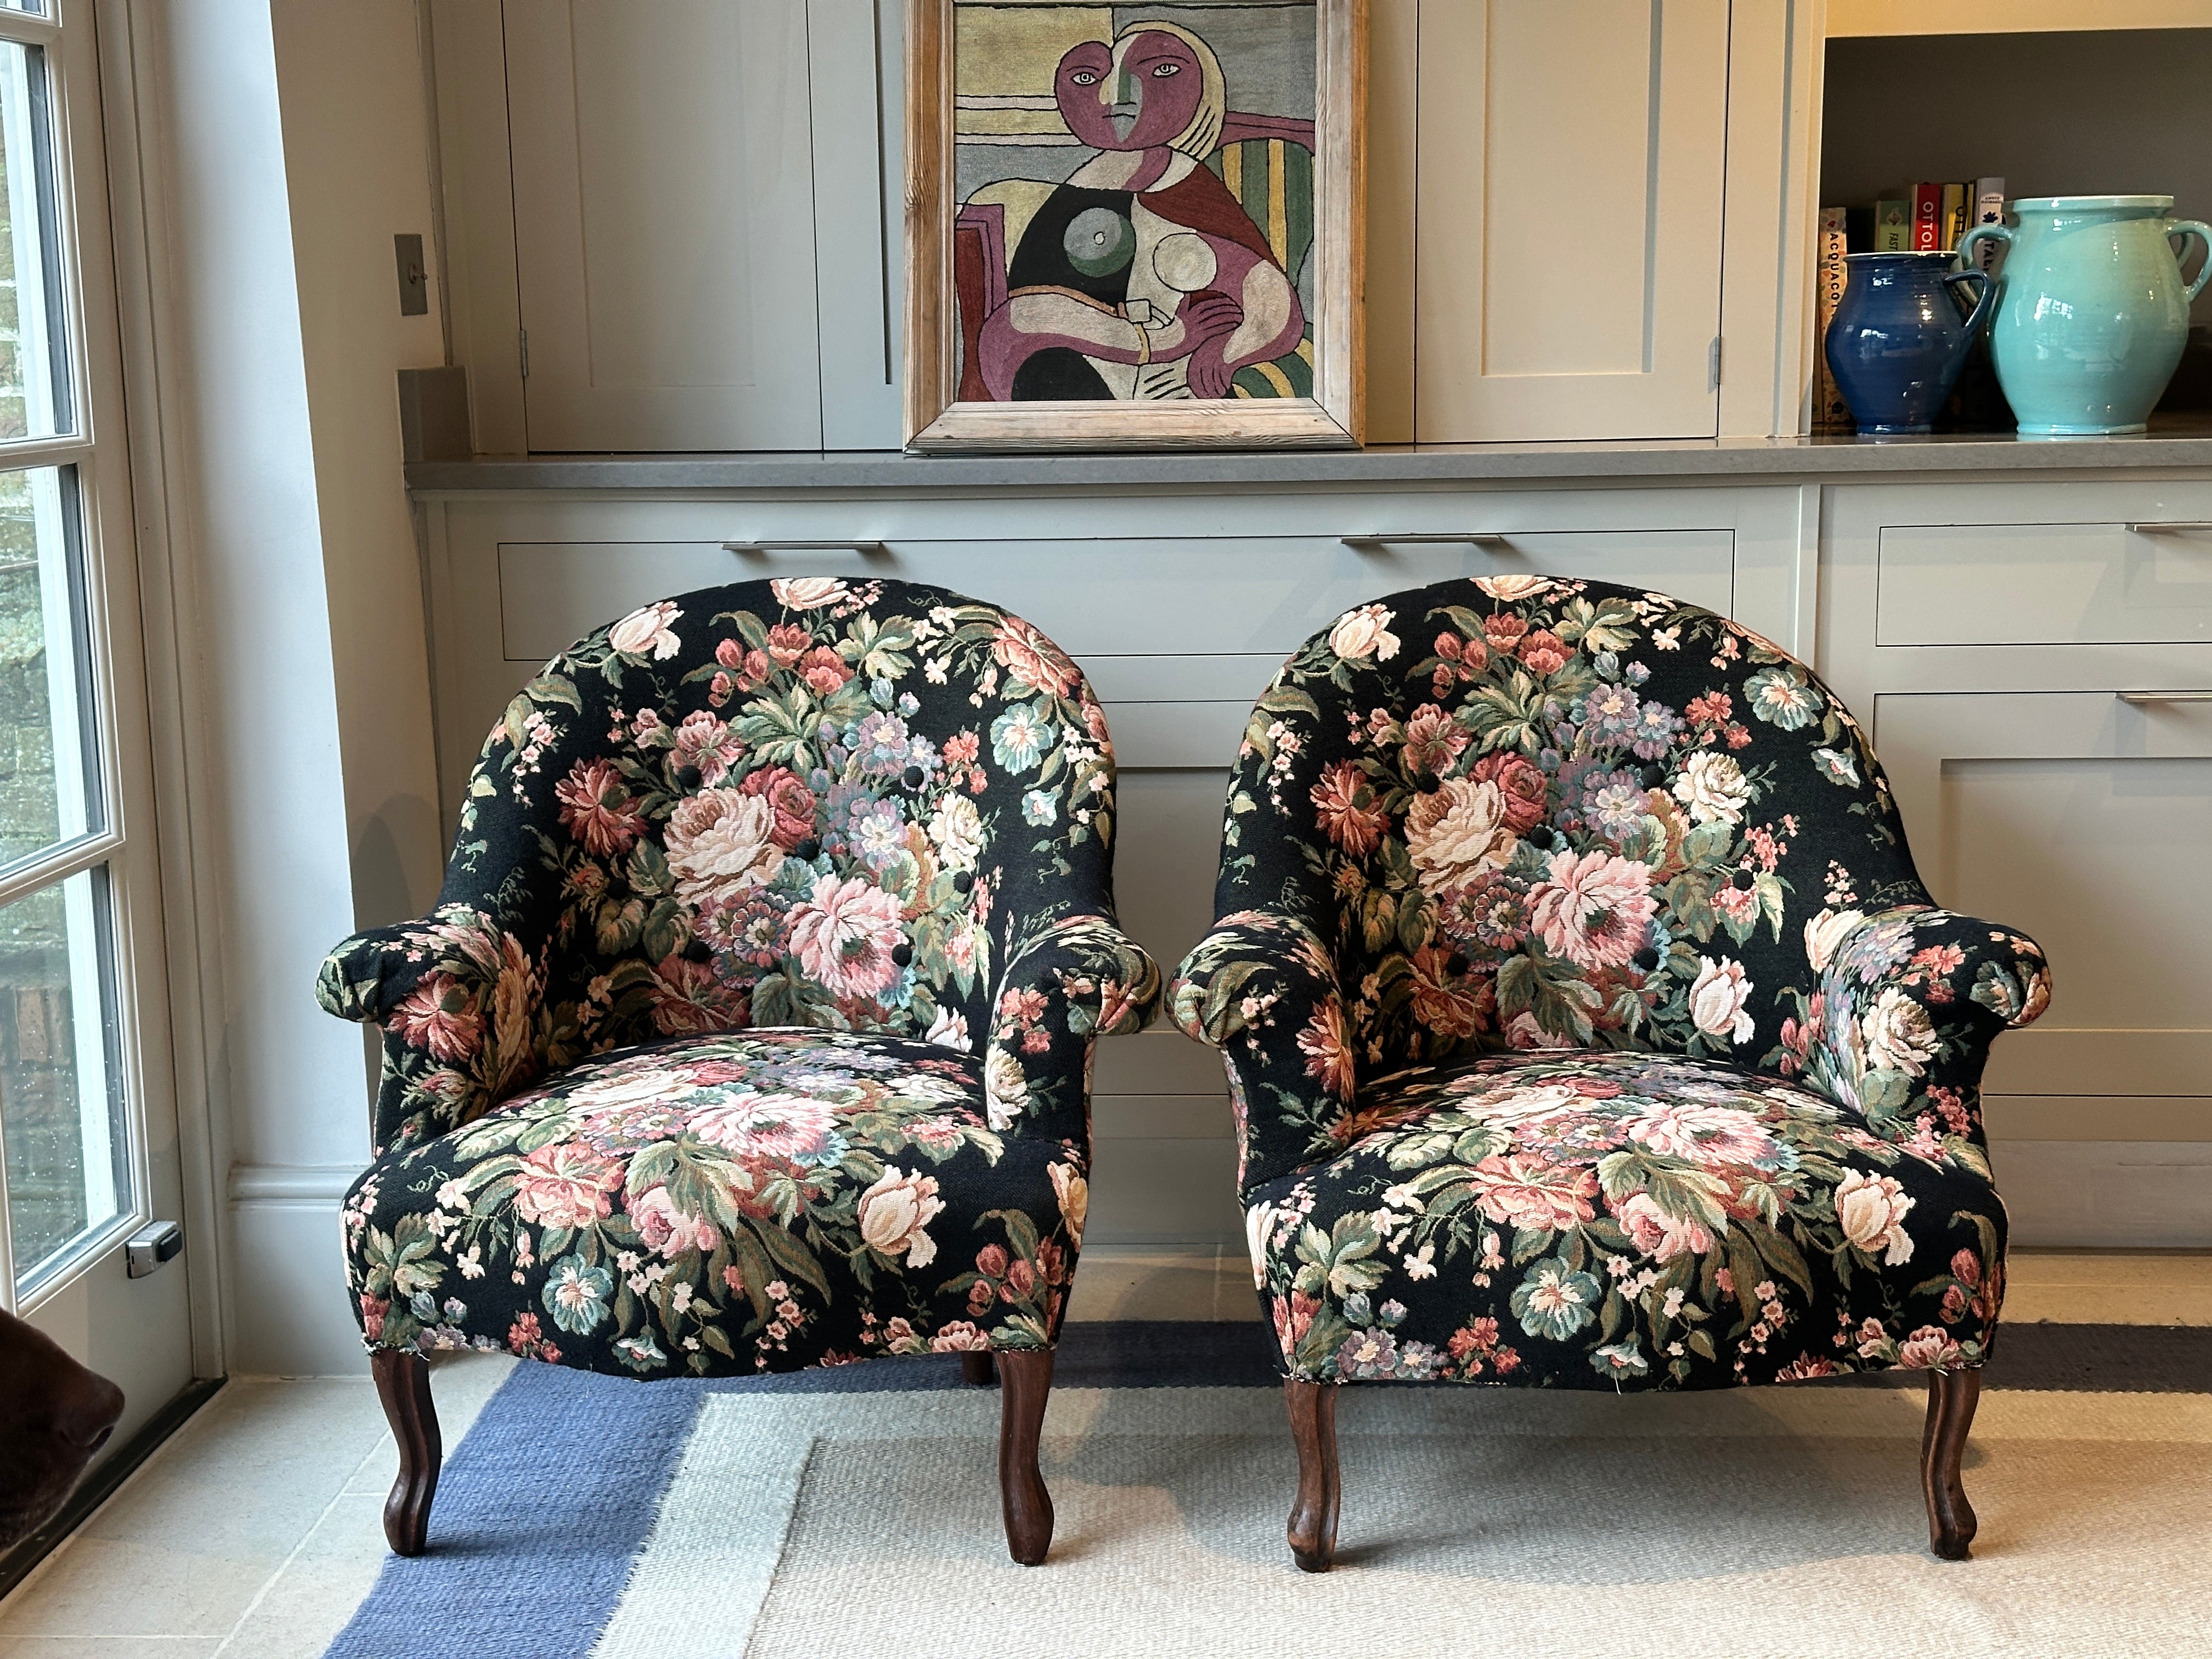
[0,1307,126,1553]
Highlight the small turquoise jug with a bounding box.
[1824,251,1994,435]
[1959,195,2212,435]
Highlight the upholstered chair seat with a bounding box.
[319,578,1158,1565]
[1170,575,2049,1569]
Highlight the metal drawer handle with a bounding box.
[723,539,891,557]
[2116,691,2212,706]
[2124,522,2212,534]
[1342,533,1512,551]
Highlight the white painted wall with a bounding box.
[127,0,448,1373]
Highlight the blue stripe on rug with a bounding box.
[325,1363,708,1659]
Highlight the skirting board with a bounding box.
[223,1137,2211,1374]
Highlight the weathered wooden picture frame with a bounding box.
[905,0,1365,452]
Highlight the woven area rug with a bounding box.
[326,1323,2212,1659]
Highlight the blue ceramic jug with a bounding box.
[1958,195,2212,435]
[1824,251,1994,435]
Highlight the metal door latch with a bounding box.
[126,1221,184,1279]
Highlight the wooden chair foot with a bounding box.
[995,1347,1054,1565]
[961,1350,998,1386]
[1922,1368,1981,1560]
[1284,1379,1340,1572]
[370,1350,441,1556]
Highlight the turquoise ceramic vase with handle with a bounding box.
[1959,195,2212,435]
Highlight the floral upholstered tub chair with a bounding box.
[1169,574,2050,1570]
[318,578,1159,1565]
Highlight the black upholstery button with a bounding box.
[902,764,926,789]
[953,871,974,893]
[1731,868,1756,891]
[682,940,713,963]
[1632,945,1661,972]
[1415,771,1442,793]
[891,942,913,968]
[793,838,821,862]
[675,766,703,790]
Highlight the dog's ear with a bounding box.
[0,1308,126,1552]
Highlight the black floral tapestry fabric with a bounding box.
[1169,575,2049,1391]
[318,578,1159,1377]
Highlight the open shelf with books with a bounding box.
[1814,25,2212,433]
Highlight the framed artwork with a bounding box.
[904,0,1365,452]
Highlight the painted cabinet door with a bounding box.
[503,1,898,450]
[1875,690,2212,1170]
[1413,0,1730,442]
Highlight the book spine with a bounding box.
[1815,207,1850,429]
[1973,177,2006,269]
[1942,183,1968,252]
[1875,199,1910,252]
[1912,183,1944,251]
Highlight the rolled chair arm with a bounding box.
[983,914,1162,1134]
[1170,909,1356,1195]
[1782,903,2051,1154]
[317,901,551,1153]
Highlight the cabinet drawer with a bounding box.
[1876,520,2212,646]
[495,530,1737,664]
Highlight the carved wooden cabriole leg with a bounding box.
[1922,1367,1982,1560]
[1284,1379,1341,1573]
[370,1350,442,1557]
[961,1350,998,1386]
[995,1347,1055,1565]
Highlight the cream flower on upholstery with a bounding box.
[857,1166,945,1266]
[1404,778,1519,894]
[1672,749,1752,825]
[1328,603,1400,663]
[788,874,906,1000]
[1860,985,1939,1076]
[664,790,785,911]
[607,600,682,659]
[1688,955,1756,1043]
[1833,1170,1916,1265]
[1803,907,1866,974]
[1527,849,1656,971]
[770,577,848,608]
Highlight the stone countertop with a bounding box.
[404,417,2212,493]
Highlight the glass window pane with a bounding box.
[0,40,69,440]
[0,464,98,871]
[0,865,128,1293]
[0,5,49,18]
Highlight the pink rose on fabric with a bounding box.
[1311,760,1389,856]
[857,1165,945,1266]
[928,1321,990,1353]
[665,789,785,911]
[1468,751,1549,834]
[737,766,820,850]
[554,758,645,856]
[1622,1100,1780,1169]
[670,710,745,786]
[1401,704,1469,776]
[607,600,681,659]
[393,974,482,1062]
[630,1184,721,1258]
[797,645,850,693]
[1613,1191,1717,1262]
[511,1141,622,1230]
[689,1091,840,1163]
[788,873,906,999]
[991,614,1081,697]
[1527,848,1656,970]
[1898,1325,1963,1370]
[1833,1170,1917,1265]
[1470,1153,1599,1231]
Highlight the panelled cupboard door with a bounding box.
[503,1,826,450]
[1414,0,1730,441]
[1875,691,2212,1137]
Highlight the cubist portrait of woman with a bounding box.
[953,8,1318,403]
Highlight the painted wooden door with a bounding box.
[1413,0,1731,442]
[504,1,830,450]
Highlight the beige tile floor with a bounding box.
[1,1246,2204,1657]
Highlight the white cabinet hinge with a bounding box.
[519,328,531,380]
[1707,335,1723,391]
